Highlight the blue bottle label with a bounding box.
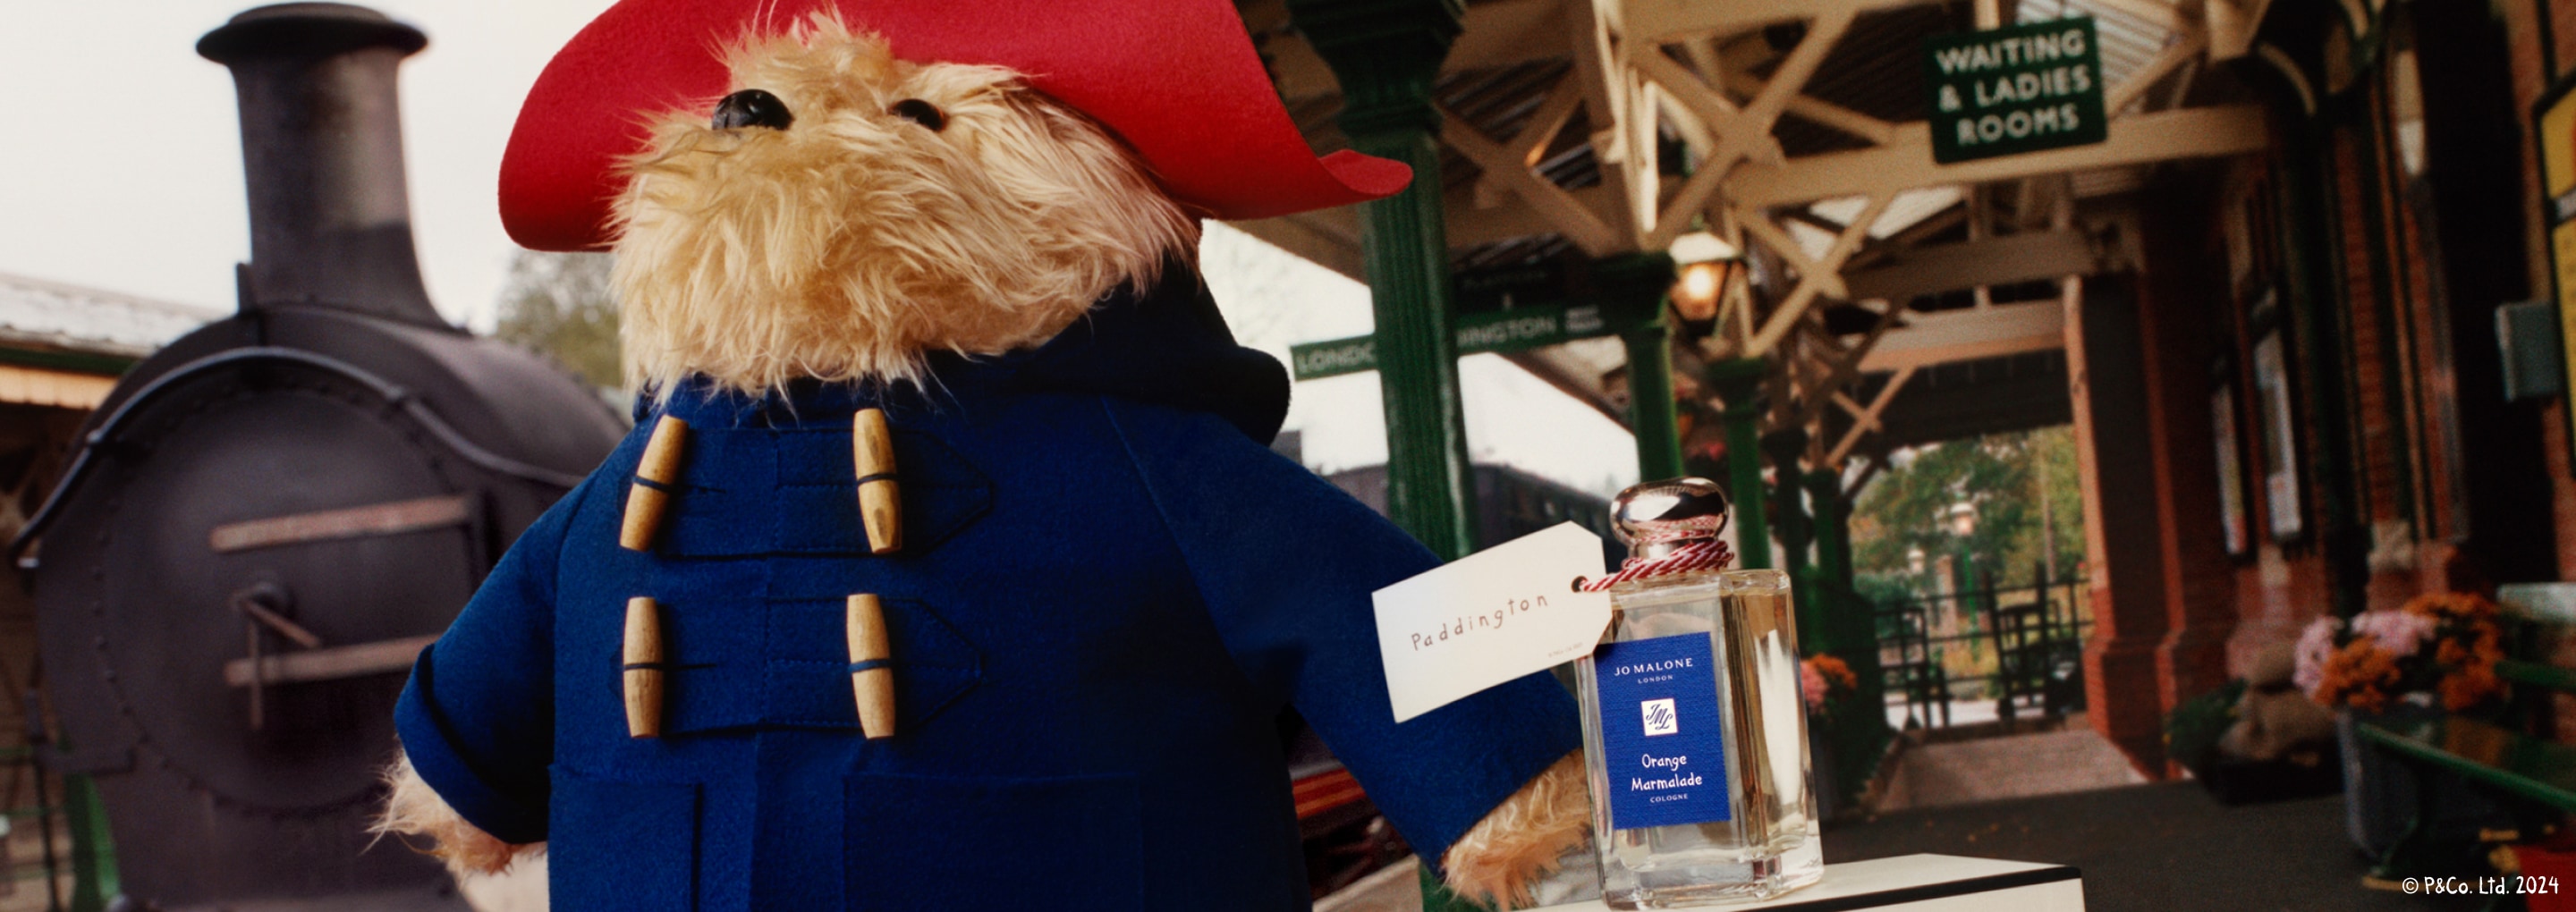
[1593,632,1731,830]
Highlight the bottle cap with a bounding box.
[1610,477,1731,561]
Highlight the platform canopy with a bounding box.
[0,272,216,409]
[1229,0,2269,473]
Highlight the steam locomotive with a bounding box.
[13,4,623,907]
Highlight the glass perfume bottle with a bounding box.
[1577,478,1822,908]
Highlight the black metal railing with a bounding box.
[1873,565,2091,731]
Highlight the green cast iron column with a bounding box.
[1706,359,1771,569]
[1806,469,1852,590]
[1767,429,1813,580]
[1290,8,1482,908]
[1597,253,1683,481]
[64,773,116,912]
[1766,427,1821,648]
[1802,466,1885,810]
[1288,0,1479,561]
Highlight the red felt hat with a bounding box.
[499,0,1410,251]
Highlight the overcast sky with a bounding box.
[0,1,1638,500]
[0,0,610,325]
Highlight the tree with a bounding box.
[492,250,621,393]
[1849,426,2086,591]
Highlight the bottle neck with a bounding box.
[1631,536,1712,562]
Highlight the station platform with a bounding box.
[1324,781,2482,912]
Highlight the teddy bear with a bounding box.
[2216,642,2336,766]
[375,2,1595,908]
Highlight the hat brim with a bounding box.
[499,0,1410,251]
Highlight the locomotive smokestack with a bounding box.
[198,4,444,326]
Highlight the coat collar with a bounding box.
[631,262,1290,442]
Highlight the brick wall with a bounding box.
[2328,129,2403,538]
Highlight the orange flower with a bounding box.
[2405,592,2500,621]
[2313,639,2402,713]
[2441,665,2503,711]
[2302,592,2512,714]
[1810,655,1859,690]
[2343,640,2400,680]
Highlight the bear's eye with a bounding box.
[712,89,792,131]
[890,98,946,131]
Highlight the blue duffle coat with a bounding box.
[394,274,1582,910]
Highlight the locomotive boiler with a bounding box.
[13,4,624,906]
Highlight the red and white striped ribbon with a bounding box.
[1579,539,1734,592]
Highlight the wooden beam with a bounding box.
[1738,212,1852,300]
[1443,183,1645,249]
[1832,391,1874,427]
[1843,230,2098,300]
[1826,364,1914,466]
[2162,57,2204,113]
[1445,0,1572,72]
[1855,300,2065,372]
[1724,104,2270,209]
[1648,6,1855,249]
[2084,0,2190,32]
[1723,71,1897,147]
[1632,47,1749,139]
[1572,0,1651,241]
[2207,0,2272,60]
[1843,450,1888,498]
[1284,1,1734,109]
[1745,193,1890,357]
[1636,46,1737,120]
[1844,207,1969,272]
[1517,78,1590,167]
[1439,103,1628,255]
[2105,30,2208,115]
[1805,299,1906,415]
[1614,0,1939,46]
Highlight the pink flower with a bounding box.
[1801,660,1827,712]
[2351,610,2439,660]
[2293,615,2341,697]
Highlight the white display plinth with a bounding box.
[1530,854,2083,911]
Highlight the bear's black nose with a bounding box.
[712,89,793,131]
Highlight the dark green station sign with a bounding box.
[1289,304,1608,381]
[1925,19,2108,164]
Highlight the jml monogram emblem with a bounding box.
[1640,698,1679,736]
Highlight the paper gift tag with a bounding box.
[1373,522,1614,722]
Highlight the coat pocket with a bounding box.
[843,772,1141,911]
[550,767,700,912]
